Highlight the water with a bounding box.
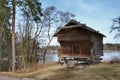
[41,51,120,63]
[38,53,59,63]
[45,53,58,62]
[101,51,120,62]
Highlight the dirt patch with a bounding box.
[0,75,20,80]
[0,75,35,80]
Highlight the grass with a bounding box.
[33,63,120,80]
[0,62,120,80]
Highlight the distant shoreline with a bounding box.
[103,50,120,53]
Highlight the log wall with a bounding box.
[91,34,103,57]
[57,28,91,42]
[57,28,103,58]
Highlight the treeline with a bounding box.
[46,46,59,51]
[104,43,120,51]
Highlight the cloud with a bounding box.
[75,0,99,12]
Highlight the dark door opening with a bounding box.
[73,44,79,54]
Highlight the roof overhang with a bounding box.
[54,24,106,37]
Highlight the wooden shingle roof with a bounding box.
[54,20,106,37]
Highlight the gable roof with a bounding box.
[54,20,106,37]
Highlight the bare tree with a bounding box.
[41,6,75,64]
[16,16,45,71]
[15,6,75,71]
[110,16,120,38]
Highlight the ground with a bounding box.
[0,62,120,80]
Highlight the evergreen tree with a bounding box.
[0,0,11,71]
[0,0,42,72]
[11,0,42,72]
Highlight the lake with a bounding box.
[101,51,120,62]
[39,51,120,63]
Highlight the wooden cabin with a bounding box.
[54,20,105,65]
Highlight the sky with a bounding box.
[40,0,120,44]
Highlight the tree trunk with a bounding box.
[0,31,2,71]
[12,0,16,72]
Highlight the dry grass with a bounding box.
[0,62,120,80]
[33,63,120,80]
[0,62,58,78]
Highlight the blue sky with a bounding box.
[40,0,120,44]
